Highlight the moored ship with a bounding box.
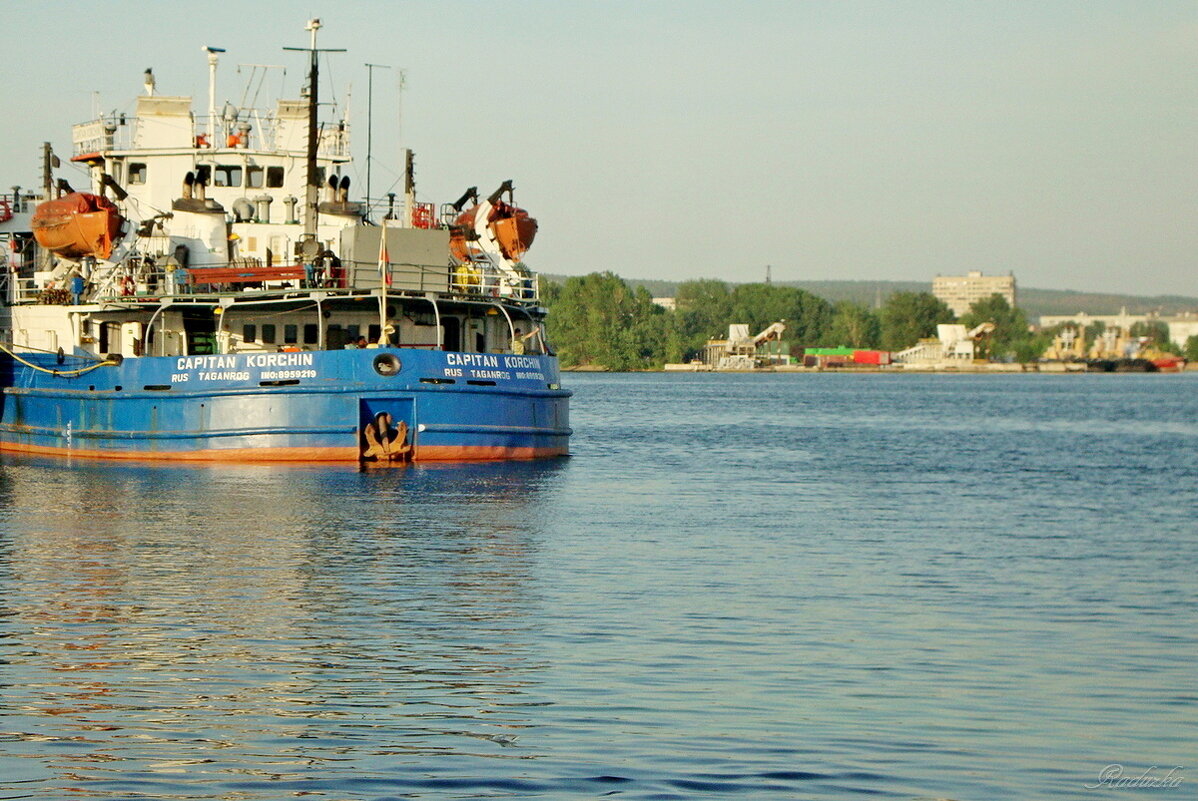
[0,20,570,463]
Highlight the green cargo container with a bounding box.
[803,347,857,356]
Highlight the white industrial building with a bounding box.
[1038,310,1198,349]
[933,271,1017,316]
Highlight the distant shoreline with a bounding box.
[542,274,1198,320]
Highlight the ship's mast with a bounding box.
[204,46,225,145]
[303,19,319,247]
[285,19,344,261]
[364,62,391,221]
[40,142,58,272]
[404,149,415,227]
[42,142,54,200]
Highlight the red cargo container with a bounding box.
[852,350,891,365]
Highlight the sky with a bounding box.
[2,1,1195,296]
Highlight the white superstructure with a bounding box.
[69,67,356,273]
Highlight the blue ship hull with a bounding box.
[0,348,570,462]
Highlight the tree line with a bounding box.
[540,272,1190,370]
[539,272,943,369]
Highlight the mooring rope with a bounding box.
[0,343,118,377]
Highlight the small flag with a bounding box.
[377,224,391,286]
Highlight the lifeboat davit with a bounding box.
[449,200,538,264]
[31,192,124,260]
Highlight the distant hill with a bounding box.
[997,289,1198,319]
[541,274,1198,322]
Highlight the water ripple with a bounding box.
[1,373,1195,799]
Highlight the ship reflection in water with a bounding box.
[0,457,565,796]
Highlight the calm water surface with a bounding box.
[1,373,1195,799]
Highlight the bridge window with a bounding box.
[261,324,277,345]
[284,324,298,344]
[247,166,264,188]
[214,165,242,187]
[128,163,147,184]
[266,167,284,188]
[303,324,319,344]
[242,324,256,343]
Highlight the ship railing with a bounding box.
[336,259,537,303]
[71,113,352,158]
[255,116,351,157]
[347,260,453,294]
[7,274,95,305]
[6,261,541,305]
[444,262,539,303]
[1,191,38,214]
[9,277,44,304]
[364,203,443,229]
[90,262,300,299]
[73,118,129,156]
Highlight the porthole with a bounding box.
[373,353,401,376]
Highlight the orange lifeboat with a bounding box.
[488,200,537,261]
[31,192,124,260]
[449,200,538,264]
[448,206,478,263]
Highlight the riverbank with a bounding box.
[661,362,1035,373]
[565,362,1198,374]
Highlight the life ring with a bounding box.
[120,275,136,296]
[0,199,11,222]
